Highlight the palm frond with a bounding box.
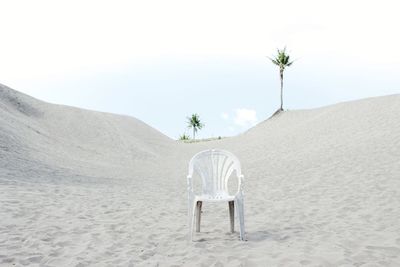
[187,113,204,129]
[269,47,294,68]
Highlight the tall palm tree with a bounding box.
[270,47,294,111]
[187,114,204,140]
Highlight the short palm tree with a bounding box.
[187,114,204,140]
[179,133,190,141]
[269,47,294,111]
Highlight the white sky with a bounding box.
[1,0,400,138]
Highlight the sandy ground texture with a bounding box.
[1,83,400,266]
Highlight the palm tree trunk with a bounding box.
[280,69,284,110]
[193,128,195,140]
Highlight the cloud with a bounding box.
[220,112,229,120]
[234,108,258,127]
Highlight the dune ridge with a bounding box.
[1,84,399,266]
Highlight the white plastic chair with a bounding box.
[187,149,245,241]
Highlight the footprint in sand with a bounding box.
[365,246,400,257]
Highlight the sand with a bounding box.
[1,83,400,266]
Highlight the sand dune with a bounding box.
[0,84,175,183]
[1,83,399,266]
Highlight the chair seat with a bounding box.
[195,194,236,202]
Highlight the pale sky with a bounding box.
[1,0,399,138]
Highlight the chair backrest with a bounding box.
[188,149,242,197]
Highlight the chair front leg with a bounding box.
[235,198,245,241]
[188,197,196,241]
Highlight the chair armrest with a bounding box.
[237,174,244,196]
[187,175,193,193]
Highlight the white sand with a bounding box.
[1,83,400,266]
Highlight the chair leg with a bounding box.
[229,201,235,233]
[189,199,197,241]
[195,201,202,232]
[236,198,245,241]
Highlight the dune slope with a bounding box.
[0,84,175,183]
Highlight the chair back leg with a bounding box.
[195,201,203,232]
[228,201,235,233]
